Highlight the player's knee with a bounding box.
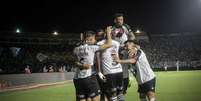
[87,97,92,101]
[147,91,156,101]
[91,95,100,101]
[107,88,117,101]
[79,99,87,101]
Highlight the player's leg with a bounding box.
[147,91,156,101]
[91,95,100,101]
[96,74,107,101]
[116,72,125,101]
[139,78,156,101]
[101,82,109,101]
[139,93,147,101]
[80,99,87,101]
[147,78,156,101]
[137,81,151,101]
[87,75,101,101]
[122,77,129,95]
[105,74,118,101]
[73,79,87,101]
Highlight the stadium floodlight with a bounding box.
[135,29,141,33]
[16,28,20,33]
[53,31,59,36]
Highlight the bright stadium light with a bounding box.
[16,28,20,33]
[53,31,59,36]
[135,29,141,33]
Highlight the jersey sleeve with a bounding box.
[124,24,132,32]
[96,40,105,45]
[91,45,101,53]
[135,49,142,61]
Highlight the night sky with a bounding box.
[0,0,201,34]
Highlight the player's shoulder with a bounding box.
[137,49,147,58]
[123,24,131,28]
[112,40,120,45]
[88,44,99,48]
[123,24,132,31]
[97,40,106,45]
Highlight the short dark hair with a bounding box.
[83,30,96,39]
[96,29,104,33]
[124,40,139,45]
[114,13,124,19]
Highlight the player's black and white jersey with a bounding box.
[131,49,155,84]
[112,24,133,46]
[97,40,122,75]
[112,26,128,46]
[73,44,100,79]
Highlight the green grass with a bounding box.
[1,70,201,101]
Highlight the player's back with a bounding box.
[132,49,155,84]
[73,44,100,79]
[97,40,122,75]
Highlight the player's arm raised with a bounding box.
[99,26,112,50]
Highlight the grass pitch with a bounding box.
[0,70,201,101]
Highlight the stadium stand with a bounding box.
[0,32,201,74]
[139,32,201,70]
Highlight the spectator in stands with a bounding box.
[59,64,66,72]
[24,65,31,74]
[43,65,48,73]
[48,65,54,72]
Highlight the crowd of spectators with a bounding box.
[139,33,201,69]
[0,33,201,74]
[0,45,75,74]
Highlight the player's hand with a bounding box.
[98,72,106,82]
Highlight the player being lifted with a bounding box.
[114,40,156,101]
[112,13,135,46]
[96,30,125,101]
[112,13,135,95]
[73,26,113,101]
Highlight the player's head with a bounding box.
[124,40,139,51]
[83,30,96,45]
[95,29,105,41]
[114,13,124,27]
